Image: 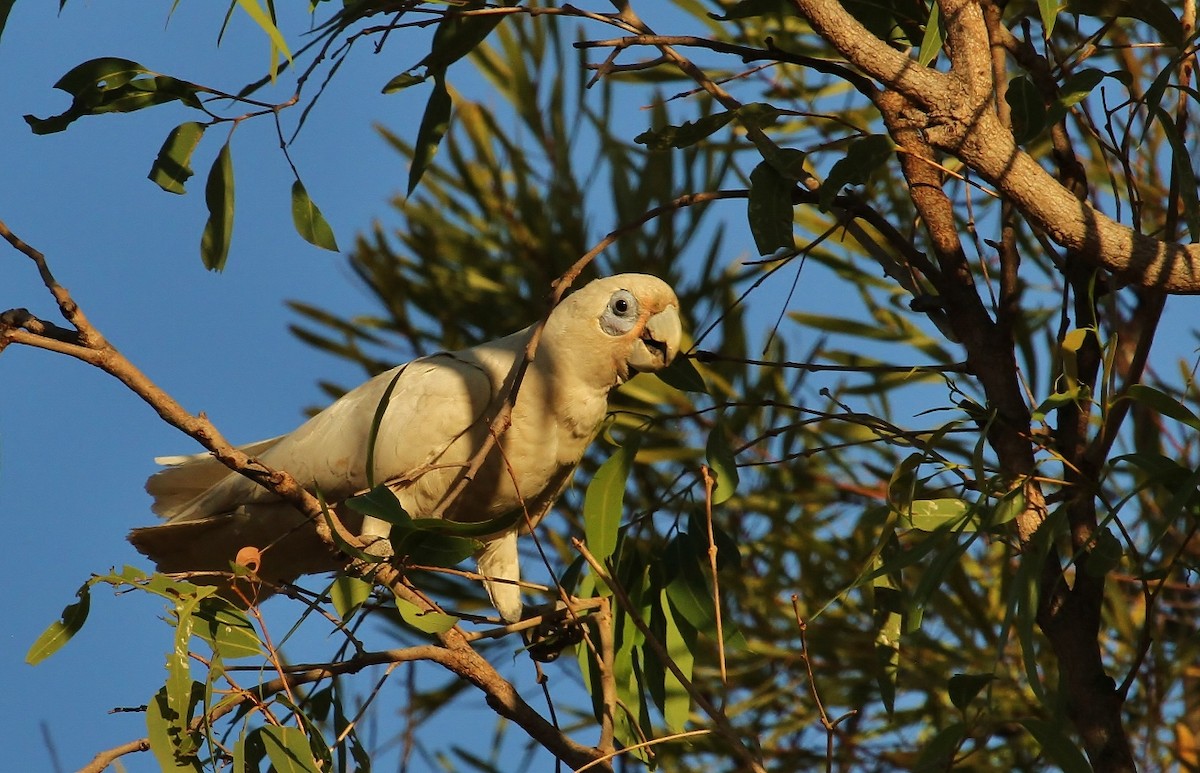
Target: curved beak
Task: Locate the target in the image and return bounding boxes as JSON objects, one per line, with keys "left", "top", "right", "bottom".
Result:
{"left": 628, "top": 304, "right": 682, "bottom": 373}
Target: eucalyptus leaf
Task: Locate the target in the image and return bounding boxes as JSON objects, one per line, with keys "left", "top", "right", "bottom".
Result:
{"left": 200, "top": 141, "right": 235, "bottom": 271}
{"left": 291, "top": 180, "right": 339, "bottom": 251}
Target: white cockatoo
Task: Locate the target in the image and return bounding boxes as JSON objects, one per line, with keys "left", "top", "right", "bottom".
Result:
{"left": 129, "top": 274, "right": 681, "bottom": 622}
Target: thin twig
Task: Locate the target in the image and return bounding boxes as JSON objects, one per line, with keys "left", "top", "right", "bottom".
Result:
{"left": 699, "top": 466, "right": 727, "bottom": 684}
{"left": 573, "top": 729, "right": 714, "bottom": 772}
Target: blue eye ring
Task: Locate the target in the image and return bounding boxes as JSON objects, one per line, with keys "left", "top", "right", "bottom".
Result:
{"left": 599, "top": 289, "right": 639, "bottom": 335}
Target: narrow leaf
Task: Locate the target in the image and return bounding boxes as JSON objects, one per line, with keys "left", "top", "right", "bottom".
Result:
{"left": 382, "top": 72, "right": 426, "bottom": 93}
{"left": 260, "top": 726, "right": 321, "bottom": 773}
{"left": 392, "top": 529, "right": 482, "bottom": 568}
{"left": 1007, "top": 75, "right": 1046, "bottom": 145}
{"left": 1020, "top": 718, "right": 1092, "bottom": 773}
{"left": 291, "top": 180, "right": 339, "bottom": 251}
{"left": 149, "top": 121, "right": 206, "bottom": 194}
{"left": 200, "top": 141, "right": 234, "bottom": 271}
{"left": 705, "top": 418, "right": 740, "bottom": 505}
{"left": 331, "top": 576, "right": 372, "bottom": 621}
{"left": 417, "top": 1, "right": 516, "bottom": 73}
{"left": 234, "top": 0, "right": 293, "bottom": 81}
{"left": 395, "top": 596, "right": 458, "bottom": 634}
{"left": 635, "top": 110, "right": 735, "bottom": 150}
{"left": 407, "top": 72, "right": 453, "bottom": 196}
{"left": 1126, "top": 383, "right": 1200, "bottom": 432}
{"left": 584, "top": 438, "right": 642, "bottom": 566}
{"left": 747, "top": 160, "right": 795, "bottom": 255}
{"left": 819, "top": 134, "right": 894, "bottom": 211}
{"left": 917, "top": 1, "right": 942, "bottom": 67}
{"left": 656, "top": 355, "right": 709, "bottom": 393}
{"left": 194, "top": 600, "right": 262, "bottom": 659}
{"left": 26, "top": 582, "right": 91, "bottom": 664}
{"left": 147, "top": 687, "right": 203, "bottom": 772}
{"left": 660, "top": 589, "right": 695, "bottom": 732}
{"left": 948, "top": 673, "right": 996, "bottom": 711}
{"left": 0, "top": 0, "right": 16, "bottom": 45}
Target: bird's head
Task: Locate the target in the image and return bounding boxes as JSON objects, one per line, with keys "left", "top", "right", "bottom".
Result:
{"left": 547, "top": 273, "right": 682, "bottom": 388}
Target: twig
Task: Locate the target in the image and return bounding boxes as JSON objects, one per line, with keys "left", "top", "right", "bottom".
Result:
{"left": 595, "top": 598, "right": 618, "bottom": 754}
{"left": 699, "top": 466, "right": 727, "bottom": 684}
{"left": 792, "top": 597, "right": 857, "bottom": 771}
{"left": 573, "top": 728, "right": 714, "bottom": 772}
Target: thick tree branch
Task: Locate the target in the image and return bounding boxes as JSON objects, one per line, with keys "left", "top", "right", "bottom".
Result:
{"left": 790, "top": 0, "right": 1200, "bottom": 293}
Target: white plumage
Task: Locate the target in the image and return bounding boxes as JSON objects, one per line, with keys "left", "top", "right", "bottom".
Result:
{"left": 129, "top": 274, "right": 681, "bottom": 621}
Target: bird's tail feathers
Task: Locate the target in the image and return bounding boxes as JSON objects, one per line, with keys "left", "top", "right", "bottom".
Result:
{"left": 145, "top": 436, "right": 285, "bottom": 520}
{"left": 128, "top": 503, "right": 353, "bottom": 605}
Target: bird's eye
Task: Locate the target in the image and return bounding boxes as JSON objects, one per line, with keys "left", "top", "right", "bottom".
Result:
{"left": 599, "top": 290, "right": 639, "bottom": 335}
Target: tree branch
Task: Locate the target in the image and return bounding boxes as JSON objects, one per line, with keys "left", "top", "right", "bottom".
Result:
{"left": 789, "top": 0, "right": 1200, "bottom": 293}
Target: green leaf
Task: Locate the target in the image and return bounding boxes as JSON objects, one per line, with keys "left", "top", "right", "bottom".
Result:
{"left": 395, "top": 596, "right": 458, "bottom": 634}
{"left": 291, "top": 180, "right": 340, "bottom": 251}
{"left": 902, "top": 498, "right": 971, "bottom": 531}
{"left": 1066, "top": 0, "right": 1182, "bottom": 45}
{"left": 1084, "top": 527, "right": 1123, "bottom": 577}
{"left": 705, "top": 418, "right": 740, "bottom": 505}
{"left": 1007, "top": 75, "right": 1046, "bottom": 145}
{"left": 331, "top": 575, "right": 372, "bottom": 621}
{"left": 916, "top": 1, "right": 943, "bottom": 67}
{"left": 947, "top": 672, "right": 996, "bottom": 711}
{"left": 24, "top": 57, "right": 150, "bottom": 134}
{"left": 913, "top": 722, "right": 966, "bottom": 772}
{"left": 656, "top": 355, "right": 709, "bottom": 393}
{"left": 235, "top": 0, "right": 292, "bottom": 80}
{"left": 1126, "top": 383, "right": 1200, "bottom": 432}
{"left": 1150, "top": 104, "right": 1200, "bottom": 240}
{"left": 365, "top": 367, "right": 407, "bottom": 490}
{"left": 346, "top": 484, "right": 412, "bottom": 526}
{"left": 584, "top": 437, "right": 642, "bottom": 566}
{"left": 193, "top": 600, "right": 262, "bottom": 659}
{"left": 417, "top": 1, "right": 516, "bottom": 73}
{"left": 26, "top": 581, "right": 91, "bottom": 665}
{"left": 1058, "top": 68, "right": 1107, "bottom": 109}
{"left": 635, "top": 110, "right": 736, "bottom": 150}
{"left": 53, "top": 56, "right": 149, "bottom": 96}
{"left": 1020, "top": 718, "right": 1093, "bottom": 773}
{"left": 200, "top": 141, "right": 235, "bottom": 271}
{"left": 747, "top": 160, "right": 795, "bottom": 255}
{"left": 149, "top": 121, "right": 206, "bottom": 194}
{"left": 166, "top": 595, "right": 200, "bottom": 743}
{"left": 708, "top": 0, "right": 791, "bottom": 21}
{"left": 819, "top": 134, "right": 894, "bottom": 211}
{"left": 260, "top": 726, "right": 321, "bottom": 773}
{"left": 0, "top": 0, "right": 14, "bottom": 45}
{"left": 659, "top": 589, "right": 696, "bottom": 732}
{"left": 1039, "top": 0, "right": 1066, "bottom": 35}
{"left": 407, "top": 72, "right": 453, "bottom": 197}
{"left": 382, "top": 72, "right": 426, "bottom": 93}
{"left": 147, "top": 687, "right": 204, "bottom": 772}
{"left": 392, "top": 529, "right": 482, "bottom": 568}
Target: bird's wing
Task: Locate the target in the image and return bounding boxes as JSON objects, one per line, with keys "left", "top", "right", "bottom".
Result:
{"left": 146, "top": 347, "right": 517, "bottom": 522}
